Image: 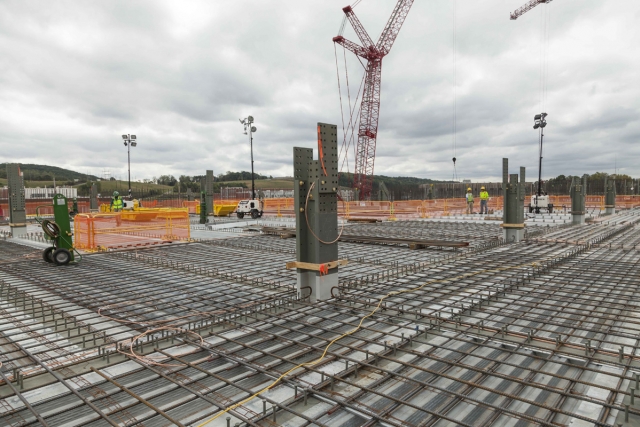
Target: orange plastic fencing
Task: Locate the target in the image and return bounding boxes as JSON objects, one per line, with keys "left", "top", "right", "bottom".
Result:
{"left": 74, "top": 209, "right": 190, "bottom": 251}
{"left": 128, "top": 194, "right": 640, "bottom": 222}
{"left": 183, "top": 201, "right": 198, "bottom": 214}
{"left": 0, "top": 199, "right": 113, "bottom": 216}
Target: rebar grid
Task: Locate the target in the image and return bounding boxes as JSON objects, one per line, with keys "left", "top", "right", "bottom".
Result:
{"left": 2, "top": 212, "right": 640, "bottom": 426}
{"left": 0, "top": 241, "right": 41, "bottom": 265}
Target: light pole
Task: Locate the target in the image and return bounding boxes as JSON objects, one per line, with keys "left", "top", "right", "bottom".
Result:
{"left": 239, "top": 117, "right": 257, "bottom": 199}
{"left": 533, "top": 113, "right": 547, "bottom": 197}
{"left": 121, "top": 134, "right": 137, "bottom": 198}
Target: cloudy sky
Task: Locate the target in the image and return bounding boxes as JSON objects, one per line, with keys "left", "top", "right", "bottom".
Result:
{"left": 0, "top": 0, "right": 638, "bottom": 182}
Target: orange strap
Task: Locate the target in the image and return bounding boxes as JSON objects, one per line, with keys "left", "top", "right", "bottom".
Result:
{"left": 319, "top": 263, "right": 329, "bottom": 276}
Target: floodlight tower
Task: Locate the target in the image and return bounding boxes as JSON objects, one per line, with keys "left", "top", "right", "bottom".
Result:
{"left": 239, "top": 117, "right": 257, "bottom": 199}
{"left": 532, "top": 113, "right": 547, "bottom": 197}
{"left": 122, "top": 134, "right": 137, "bottom": 198}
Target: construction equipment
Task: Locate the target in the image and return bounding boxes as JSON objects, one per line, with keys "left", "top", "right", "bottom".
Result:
{"left": 236, "top": 117, "right": 262, "bottom": 218}
{"left": 333, "top": 0, "right": 414, "bottom": 200}
{"left": 529, "top": 113, "right": 553, "bottom": 213}
{"left": 122, "top": 199, "right": 140, "bottom": 210}
{"left": 510, "top": 0, "right": 553, "bottom": 20}
{"left": 40, "top": 194, "right": 78, "bottom": 265}
{"left": 235, "top": 199, "right": 263, "bottom": 219}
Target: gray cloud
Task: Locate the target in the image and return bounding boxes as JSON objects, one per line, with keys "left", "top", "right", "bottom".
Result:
{"left": 0, "top": 0, "right": 638, "bottom": 183}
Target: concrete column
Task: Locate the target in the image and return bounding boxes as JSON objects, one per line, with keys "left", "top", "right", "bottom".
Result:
{"left": 294, "top": 123, "right": 340, "bottom": 302}
{"left": 90, "top": 183, "right": 99, "bottom": 210}
{"left": 501, "top": 158, "right": 525, "bottom": 242}
{"left": 604, "top": 175, "right": 615, "bottom": 215}
{"left": 198, "top": 170, "right": 215, "bottom": 224}
{"left": 6, "top": 164, "right": 27, "bottom": 237}
{"left": 570, "top": 175, "right": 587, "bottom": 225}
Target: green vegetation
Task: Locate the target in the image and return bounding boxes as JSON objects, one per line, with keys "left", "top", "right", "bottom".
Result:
{"left": 545, "top": 172, "right": 638, "bottom": 195}
{"left": 338, "top": 172, "right": 439, "bottom": 200}
{"left": 77, "top": 180, "right": 174, "bottom": 197}
{"left": 0, "top": 163, "right": 98, "bottom": 182}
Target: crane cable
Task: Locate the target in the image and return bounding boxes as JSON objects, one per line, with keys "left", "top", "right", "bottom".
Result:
{"left": 537, "top": 5, "right": 551, "bottom": 188}
{"left": 334, "top": 43, "right": 349, "bottom": 175}
{"left": 194, "top": 260, "right": 542, "bottom": 426}
{"left": 451, "top": 0, "right": 458, "bottom": 182}
{"left": 334, "top": 43, "right": 366, "bottom": 177}
{"left": 539, "top": 4, "right": 551, "bottom": 114}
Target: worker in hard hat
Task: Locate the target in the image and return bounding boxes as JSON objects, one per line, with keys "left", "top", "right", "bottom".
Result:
{"left": 466, "top": 187, "right": 474, "bottom": 214}
{"left": 110, "top": 191, "right": 123, "bottom": 212}
{"left": 480, "top": 186, "right": 489, "bottom": 214}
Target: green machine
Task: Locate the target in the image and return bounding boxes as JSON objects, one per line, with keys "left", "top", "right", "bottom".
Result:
{"left": 39, "top": 194, "right": 78, "bottom": 266}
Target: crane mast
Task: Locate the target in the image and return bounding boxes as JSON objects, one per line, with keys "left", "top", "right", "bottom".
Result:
{"left": 333, "top": 0, "right": 414, "bottom": 200}
{"left": 510, "top": 0, "right": 553, "bottom": 20}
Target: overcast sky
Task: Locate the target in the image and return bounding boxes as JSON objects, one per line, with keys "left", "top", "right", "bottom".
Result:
{"left": 1, "top": 0, "right": 638, "bottom": 182}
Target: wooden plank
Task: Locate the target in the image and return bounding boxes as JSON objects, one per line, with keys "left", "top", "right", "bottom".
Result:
{"left": 285, "top": 259, "right": 348, "bottom": 271}
{"left": 347, "top": 218, "right": 380, "bottom": 223}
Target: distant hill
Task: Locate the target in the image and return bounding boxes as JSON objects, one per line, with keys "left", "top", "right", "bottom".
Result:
{"left": 0, "top": 163, "right": 99, "bottom": 182}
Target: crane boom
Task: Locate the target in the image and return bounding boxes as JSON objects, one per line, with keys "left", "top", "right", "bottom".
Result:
{"left": 377, "top": 0, "right": 414, "bottom": 54}
{"left": 510, "top": 0, "right": 553, "bottom": 20}
{"left": 334, "top": 0, "right": 414, "bottom": 200}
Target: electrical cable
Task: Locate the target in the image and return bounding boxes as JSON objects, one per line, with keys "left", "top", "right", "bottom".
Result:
{"left": 304, "top": 182, "right": 344, "bottom": 245}
{"left": 41, "top": 220, "right": 60, "bottom": 239}
{"left": 194, "top": 261, "right": 541, "bottom": 426}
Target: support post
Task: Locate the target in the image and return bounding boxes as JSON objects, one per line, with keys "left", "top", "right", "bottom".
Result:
{"left": 501, "top": 158, "right": 525, "bottom": 242}
{"left": 604, "top": 175, "right": 615, "bottom": 215}
{"left": 294, "top": 123, "right": 339, "bottom": 302}
{"left": 200, "top": 170, "right": 214, "bottom": 222}
{"left": 90, "top": 183, "right": 99, "bottom": 211}
{"left": 570, "top": 175, "right": 587, "bottom": 225}
{"left": 6, "top": 164, "right": 27, "bottom": 237}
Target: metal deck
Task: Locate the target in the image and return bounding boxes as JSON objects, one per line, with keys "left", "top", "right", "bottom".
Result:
{"left": 2, "top": 211, "right": 640, "bottom": 426}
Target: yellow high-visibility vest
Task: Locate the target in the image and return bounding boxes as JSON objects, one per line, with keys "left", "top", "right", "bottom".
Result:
{"left": 466, "top": 193, "right": 474, "bottom": 202}
{"left": 112, "top": 197, "right": 123, "bottom": 210}
{"left": 480, "top": 191, "right": 489, "bottom": 200}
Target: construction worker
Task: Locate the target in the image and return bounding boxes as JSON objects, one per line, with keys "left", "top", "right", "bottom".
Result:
{"left": 480, "top": 186, "right": 489, "bottom": 214}
{"left": 110, "top": 191, "right": 123, "bottom": 212}
{"left": 466, "top": 187, "right": 474, "bottom": 214}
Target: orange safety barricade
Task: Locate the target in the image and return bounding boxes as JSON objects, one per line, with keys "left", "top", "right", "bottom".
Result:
{"left": 183, "top": 200, "right": 198, "bottom": 214}
{"left": 74, "top": 209, "right": 190, "bottom": 251}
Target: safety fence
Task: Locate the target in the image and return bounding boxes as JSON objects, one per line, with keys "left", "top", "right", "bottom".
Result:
{"left": 74, "top": 209, "right": 190, "bottom": 251}
{"left": 101, "top": 195, "right": 640, "bottom": 222}
{"left": 0, "top": 198, "right": 113, "bottom": 217}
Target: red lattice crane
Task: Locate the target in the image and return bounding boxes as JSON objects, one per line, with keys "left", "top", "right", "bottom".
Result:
{"left": 510, "top": 0, "right": 553, "bottom": 20}
{"left": 333, "top": 0, "right": 414, "bottom": 200}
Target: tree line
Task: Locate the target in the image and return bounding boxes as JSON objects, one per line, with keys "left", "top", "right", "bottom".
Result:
{"left": 154, "top": 171, "right": 273, "bottom": 193}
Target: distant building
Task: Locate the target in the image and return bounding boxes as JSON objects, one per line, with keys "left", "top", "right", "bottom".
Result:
{"left": 25, "top": 187, "right": 77, "bottom": 199}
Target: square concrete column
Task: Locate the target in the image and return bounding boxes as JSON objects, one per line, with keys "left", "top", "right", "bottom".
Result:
{"left": 294, "top": 123, "right": 340, "bottom": 303}
{"left": 6, "top": 164, "right": 27, "bottom": 237}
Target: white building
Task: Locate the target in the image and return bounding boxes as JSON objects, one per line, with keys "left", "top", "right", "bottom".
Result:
{"left": 25, "top": 187, "right": 77, "bottom": 199}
